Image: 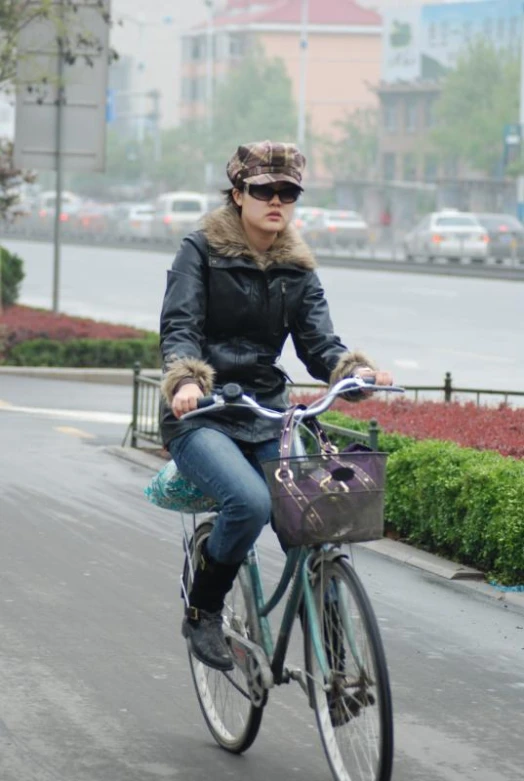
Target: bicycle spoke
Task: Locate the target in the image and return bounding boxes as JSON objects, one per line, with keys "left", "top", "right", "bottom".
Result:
{"left": 182, "top": 523, "right": 265, "bottom": 754}
{"left": 304, "top": 556, "right": 393, "bottom": 781}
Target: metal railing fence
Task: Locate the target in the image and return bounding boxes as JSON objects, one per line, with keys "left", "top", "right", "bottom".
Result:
{"left": 126, "top": 365, "right": 524, "bottom": 450}
{"left": 126, "top": 363, "right": 380, "bottom": 450}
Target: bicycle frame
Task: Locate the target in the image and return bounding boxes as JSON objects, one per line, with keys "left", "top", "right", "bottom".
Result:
{"left": 244, "top": 542, "right": 336, "bottom": 688}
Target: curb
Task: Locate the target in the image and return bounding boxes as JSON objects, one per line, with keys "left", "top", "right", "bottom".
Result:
{"left": 0, "top": 366, "right": 161, "bottom": 386}
{"left": 359, "top": 538, "right": 483, "bottom": 581}
{"left": 107, "top": 445, "right": 524, "bottom": 613}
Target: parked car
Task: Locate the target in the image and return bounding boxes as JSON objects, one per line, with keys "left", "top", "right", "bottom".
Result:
{"left": 473, "top": 212, "right": 524, "bottom": 263}
{"left": 317, "top": 210, "right": 369, "bottom": 250}
{"left": 293, "top": 206, "right": 326, "bottom": 246}
{"left": 117, "top": 203, "right": 155, "bottom": 238}
{"left": 35, "top": 190, "right": 82, "bottom": 228}
{"left": 151, "top": 191, "right": 220, "bottom": 239}
{"left": 73, "top": 201, "right": 112, "bottom": 234}
{"left": 403, "top": 209, "right": 489, "bottom": 262}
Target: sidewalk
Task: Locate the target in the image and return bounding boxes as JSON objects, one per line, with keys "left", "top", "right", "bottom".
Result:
{"left": 107, "top": 444, "right": 524, "bottom": 614}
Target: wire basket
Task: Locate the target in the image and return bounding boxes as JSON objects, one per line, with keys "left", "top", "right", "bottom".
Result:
{"left": 261, "top": 451, "right": 387, "bottom": 548}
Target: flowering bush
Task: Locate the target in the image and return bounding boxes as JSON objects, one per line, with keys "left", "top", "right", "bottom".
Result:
{"left": 292, "top": 393, "right": 524, "bottom": 459}
{"left": 0, "top": 305, "right": 152, "bottom": 357}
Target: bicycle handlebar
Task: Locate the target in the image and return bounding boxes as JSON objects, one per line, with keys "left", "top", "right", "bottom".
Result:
{"left": 181, "top": 376, "right": 404, "bottom": 422}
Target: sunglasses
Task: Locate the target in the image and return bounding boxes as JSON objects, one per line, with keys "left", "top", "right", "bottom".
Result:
{"left": 245, "top": 183, "right": 302, "bottom": 204}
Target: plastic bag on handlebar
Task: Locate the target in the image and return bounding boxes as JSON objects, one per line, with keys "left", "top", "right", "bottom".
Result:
{"left": 144, "top": 460, "right": 216, "bottom": 513}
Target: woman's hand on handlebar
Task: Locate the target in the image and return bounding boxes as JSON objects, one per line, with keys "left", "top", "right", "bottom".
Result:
{"left": 172, "top": 383, "right": 203, "bottom": 419}
{"left": 356, "top": 367, "right": 394, "bottom": 396}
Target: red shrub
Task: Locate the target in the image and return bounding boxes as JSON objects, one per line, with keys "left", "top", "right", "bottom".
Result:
{"left": 0, "top": 305, "right": 149, "bottom": 354}
{"left": 291, "top": 393, "right": 524, "bottom": 459}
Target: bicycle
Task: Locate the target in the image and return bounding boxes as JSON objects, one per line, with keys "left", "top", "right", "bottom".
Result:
{"left": 179, "top": 376, "right": 403, "bottom": 781}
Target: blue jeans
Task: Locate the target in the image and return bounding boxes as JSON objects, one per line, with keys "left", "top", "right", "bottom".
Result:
{"left": 168, "top": 428, "right": 280, "bottom": 565}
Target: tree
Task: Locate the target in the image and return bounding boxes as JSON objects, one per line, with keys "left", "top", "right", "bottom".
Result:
{"left": 207, "top": 52, "right": 298, "bottom": 175}
{"left": 322, "top": 108, "right": 379, "bottom": 181}
{"left": 0, "top": 245, "right": 24, "bottom": 310}
{"left": 431, "top": 40, "right": 519, "bottom": 177}
{"left": 152, "top": 120, "right": 208, "bottom": 192}
{"left": 0, "top": 139, "right": 35, "bottom": 216}
{"left": 65, "top": 50, "right": 297, "bottom": 196}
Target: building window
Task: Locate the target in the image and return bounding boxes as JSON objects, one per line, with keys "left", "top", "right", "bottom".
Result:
{"left": 405, "top": 97, "right": 418, "bottom": 133}
{"left": 443, "top": 157, "right": 458, "bottom": 179}
{"left": 229, "top": 34, "right": 245, "bottom": 58}
{"left": 403, "top": 154, "right": 417, "bottom": 181}
{"left": 191, "top": 37, "right": 204, "bottom": 61}
{"left": 182, "top": 77, "right": 206, "bottom": 103}
{"left": 383, "top": 153, "right": 396, "bottom": 181}
{"left": 424, "top": 96, "right": 436, "bottom": 128}
{"left": 424, "top": 155, "right": 438, "bottom": 182}
{"left": 383, "top": 97, "right": 397, "bottom": 133}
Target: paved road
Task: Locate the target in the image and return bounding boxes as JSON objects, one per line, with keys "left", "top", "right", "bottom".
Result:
{"left": 1, "top": 378, "right": 524, "bottom": 780}
{"left": 3, "top": 239, "right": 524, "bottom": 393}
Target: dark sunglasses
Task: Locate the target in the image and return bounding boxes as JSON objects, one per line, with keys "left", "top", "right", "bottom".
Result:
{"left": 245, "top": 183, "right": 302, "bottom": 204}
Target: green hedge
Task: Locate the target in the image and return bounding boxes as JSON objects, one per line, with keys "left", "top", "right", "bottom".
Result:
{"left": 6, "top": 336, "right": 161, "bottom": 368}
{"left": 0, "top": 246, "right": 24, "bottom": 307}
{"left": 320, "top": 411, "right": 524, "bottom": 585}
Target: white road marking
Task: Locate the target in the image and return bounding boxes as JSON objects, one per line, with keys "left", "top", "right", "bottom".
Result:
{"left": 0, "top": 401, "right": 131, "bottom": 424}
{"left": 434, "top": 348, "right": 515, "bottom": 364}
{"left": 402, "top": 286, "right": 459, "bottom": 298}
{"left": 54, "top": 426, "right": 96, "bottom": 439}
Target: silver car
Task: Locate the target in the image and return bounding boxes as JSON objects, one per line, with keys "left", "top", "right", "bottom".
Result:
{"left": 404, "top": 210, "right": 489, "bottom": 262}
{"left": 318, "top": 210, "right": 369, "bottom": 250}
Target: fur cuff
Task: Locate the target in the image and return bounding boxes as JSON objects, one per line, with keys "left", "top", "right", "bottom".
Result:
{"left": 329, "top": 351, "right": 377, "bottom": 387}
{"left": 161, "top": 356, "right": 215, "bottom": 402}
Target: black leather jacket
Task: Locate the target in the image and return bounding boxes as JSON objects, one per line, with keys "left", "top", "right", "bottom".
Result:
{"left": 159, "top": 207, "right": 356, "bottom": 446}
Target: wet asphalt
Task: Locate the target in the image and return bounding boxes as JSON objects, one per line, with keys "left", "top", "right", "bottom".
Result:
{"left": 1, "top": 377, "right": 524, "bottom": 781}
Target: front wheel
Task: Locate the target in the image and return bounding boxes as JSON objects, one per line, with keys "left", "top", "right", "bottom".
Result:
{"left": 181, "top": 521, "right": 265, "bottom": 753}
{"left": 304, "top": 556, "right": 393, "bottom": 781}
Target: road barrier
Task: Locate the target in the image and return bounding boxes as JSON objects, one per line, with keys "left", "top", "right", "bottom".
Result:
{"left": 3, "top": 221, "right": 524, "bottom": 280}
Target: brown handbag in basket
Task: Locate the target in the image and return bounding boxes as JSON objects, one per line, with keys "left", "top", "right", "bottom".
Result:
{"left": 261, "top": 405, "right": 387, "bottom": 547}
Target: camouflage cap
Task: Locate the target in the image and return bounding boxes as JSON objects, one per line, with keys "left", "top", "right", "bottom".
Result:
{"left": 226, "top": 140, "right": 306, "bottom": 188}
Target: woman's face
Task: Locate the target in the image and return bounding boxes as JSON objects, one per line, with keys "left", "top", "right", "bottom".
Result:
{"left": 233, "top": 182, "right": 301, "bottom": 235}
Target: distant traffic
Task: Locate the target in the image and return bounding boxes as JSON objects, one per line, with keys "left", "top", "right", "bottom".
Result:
{"left": 3, "top": 191, "right": 524, "bottom": 267}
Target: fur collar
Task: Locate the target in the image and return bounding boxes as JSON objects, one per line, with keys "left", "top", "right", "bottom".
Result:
{"left": 201, "top": 205, "right": 316, "bottom": 271}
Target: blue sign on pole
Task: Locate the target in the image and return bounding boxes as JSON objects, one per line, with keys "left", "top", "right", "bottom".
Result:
{"left": 106, "top": 88, "right": 116, "bottom": 123}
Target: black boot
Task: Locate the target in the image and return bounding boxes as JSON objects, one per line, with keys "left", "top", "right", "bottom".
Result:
{"left": 182, "top": 542, "right": 241, "bottom": 671}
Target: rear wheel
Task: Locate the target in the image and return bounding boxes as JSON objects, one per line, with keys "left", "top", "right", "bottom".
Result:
{"left": 182, "top": 522, "right": 265, "bottom": 753}
{"left": 304, "top": 556, "right": 393, "bottom": 781}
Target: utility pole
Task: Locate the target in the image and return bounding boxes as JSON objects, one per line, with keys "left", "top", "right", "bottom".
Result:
{"left": 518, "top": 10, "right": 524, "bottom": 222}
{"left": 205, "top": 0, "right": 215, "bottom": 191}
{"left": 52, "top": 0, "right": 65, "bottom": 314}
{"left": 297, "top": 0, "right": 309, "bottom": 151}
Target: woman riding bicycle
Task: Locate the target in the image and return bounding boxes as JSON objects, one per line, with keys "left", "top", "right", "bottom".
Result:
{"left": 159, "top": 140, "right": 393, "bottom": 672}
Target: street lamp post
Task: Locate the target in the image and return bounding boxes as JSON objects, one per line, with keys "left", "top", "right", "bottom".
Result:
{"left": 297, "top": 0, "right": 309, "bottom": 150}
{"left": 204, "top": 0, "right": 215, "bottom": 190}
{"left": 119, "top": 13, "right": 175, "bottom": 146}
{"left": 518, "top": 10, "right": 524, "bottom": 221}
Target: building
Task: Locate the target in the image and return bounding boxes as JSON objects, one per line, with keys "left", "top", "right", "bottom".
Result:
{"left": 110, "top": 0, "right": 209, "bottom": 130}
{"left": 377, "top": 80, "right": 443, "bottom": 184}
{"left": 180, "top": 0, "right": 383, "bottom": 179}
{"left": 377, "top": 0, "right": 522, "bottom": 185}
{"left": 361, "top": 0, "right": 524, "bottom": 225}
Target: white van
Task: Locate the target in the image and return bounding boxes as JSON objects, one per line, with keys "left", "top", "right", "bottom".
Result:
{"left": 152, "top": 191, "right": 221, "bottom": 238}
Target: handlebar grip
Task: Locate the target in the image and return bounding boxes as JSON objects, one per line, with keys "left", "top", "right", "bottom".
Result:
{"left": 196, "top": 395, "right": 215, "bottom": 409}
